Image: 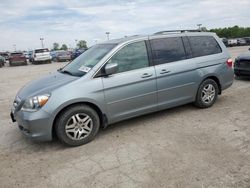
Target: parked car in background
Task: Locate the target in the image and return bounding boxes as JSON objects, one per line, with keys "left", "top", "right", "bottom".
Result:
{"left": 0, "top": 52, "right": 9, "bottom": 60}
{"left": 243, "top": 37, "right": 250, "bottom": 45}
{"left": 10, "top": 31, "right": 234, "bottom": 146}
{"left": 228, "top": 39, "right": 238, "bottom": 47}
{"left": 71, "top": 48, "right": 87, "bottom": 60}
{"left": 9, "top": 52, "right": 27, "bottom": 66}
{"left": 28, "top": 51, "right": 34, "bottom": 62}
{"left": 237, "top": 38, "right": 247, "bottom": 46}
{"left": 0, "top": 55, "right": 6, "bottom": 67}
{"left": 51, "top": 50, "right": 71, "bottom": 62}
{"left": 221, "top": 38, "right": 228, "bottom": 47}
{"left": 234, "top": 52, "right": 250, "bottom": 77}
{"left": 32, "top": 48, "right": 52, "bottom": 64}
{"left": 55, "top": 51, "right": 71, "bottom": 62}
{"left": 23, "top": 52, "right": 29, "bottom": 59}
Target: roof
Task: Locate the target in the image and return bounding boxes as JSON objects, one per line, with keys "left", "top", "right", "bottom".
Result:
{"left": 102, "top": 31, "right": 216, "bottom": 45}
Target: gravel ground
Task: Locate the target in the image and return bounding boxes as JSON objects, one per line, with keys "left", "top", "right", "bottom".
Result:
{"left": 0, "top": 46, "right": 249, "bottom": 188}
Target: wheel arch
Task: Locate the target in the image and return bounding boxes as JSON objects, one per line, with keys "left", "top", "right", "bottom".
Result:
{"left": 52, "top": 101, "right": 107, "bottom": 139}
{"left": 200, "top": 75, "right": 222, "bottom": 95}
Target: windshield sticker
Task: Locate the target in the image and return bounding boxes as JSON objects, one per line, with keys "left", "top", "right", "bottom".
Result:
{"left": 78, "top": 66, "right": 91, "bottom": 73}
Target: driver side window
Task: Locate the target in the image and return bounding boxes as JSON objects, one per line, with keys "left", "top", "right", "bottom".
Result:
{"left": 107, "top": 41, "right": 149, "bottom": 73}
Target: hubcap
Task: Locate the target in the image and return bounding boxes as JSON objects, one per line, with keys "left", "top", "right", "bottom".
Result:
{"left": 201, "top": 84, "right": 215, "bottom": 104}
{"left": 65, "top": 113, "right": 93, "bottom": 141}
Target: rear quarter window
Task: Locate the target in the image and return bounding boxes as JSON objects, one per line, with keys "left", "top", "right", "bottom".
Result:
{"left": 188, "top": 36, "right": 222, "bottom": 58}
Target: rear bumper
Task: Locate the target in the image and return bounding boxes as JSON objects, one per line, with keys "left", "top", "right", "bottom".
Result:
{"left": 9, "top": 61, "right": 27, "bottom": 66}
{"left": 58, "top": 57, "right": 71, "bottom": 61}
{"left": 234, "top": 67, "right": 250, "bottom": 76}
{"left": 11, "top": 109, "right": 53, "bottom": 142}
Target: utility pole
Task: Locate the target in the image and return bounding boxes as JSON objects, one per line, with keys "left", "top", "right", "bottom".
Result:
{"left": 75, "top": 39, "right": 78, "bottom": 48}
{"left": 197, "top": 24, "right": 202, "bottom": 30}
{"left": 40, "top": 37, "right": 44, "bottom": 48}
{"left": 105, "top": 32, "right": 110, "bottom": 40}
{"left": 13, "top": 44, "right": 16, "bottom": 51}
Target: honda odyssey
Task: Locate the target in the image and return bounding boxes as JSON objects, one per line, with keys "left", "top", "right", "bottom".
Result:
{"left": 10, "top": 31, "right": 234, "bottom": 146}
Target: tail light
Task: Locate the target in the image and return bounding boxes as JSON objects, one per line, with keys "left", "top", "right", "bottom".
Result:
{"left": 227, "top": 59, "right": 233, "bottom": 68}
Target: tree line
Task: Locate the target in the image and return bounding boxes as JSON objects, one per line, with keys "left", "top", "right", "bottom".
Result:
{"left": 52, "top": 40, "right": 88, "bottom": 51}
{"left": 209, "top": 26, "right": 250, "bottom": 39}
{"left": 51, "top": 26, "right": 250, "bottom": 51}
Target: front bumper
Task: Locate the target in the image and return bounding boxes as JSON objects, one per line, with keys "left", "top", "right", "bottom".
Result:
{"left": 10, "top": 108, "right": 53, "bottom": 142}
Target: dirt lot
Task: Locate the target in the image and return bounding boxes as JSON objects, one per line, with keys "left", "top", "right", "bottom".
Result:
{"left": 0, "top": 46, "right": 250, "bottom": 188}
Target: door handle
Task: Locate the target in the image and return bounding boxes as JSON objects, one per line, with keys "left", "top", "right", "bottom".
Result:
{"left": 160, "top": 69, "right": 171, "bottom": 74}
{"left": 141, "top": 73, "right": 153, "bottom": 78}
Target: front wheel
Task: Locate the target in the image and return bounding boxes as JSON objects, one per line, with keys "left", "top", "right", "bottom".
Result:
{"left": 194, "top": 79, "right": 219, "bottom": 108}
{"left": 55, "top": 105, "right": 100, "bottom": 146}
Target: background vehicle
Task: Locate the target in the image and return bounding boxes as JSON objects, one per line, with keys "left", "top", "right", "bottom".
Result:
{"left": 71, "top": 48, "right": 87, "bottom": 60}
{"left": 228, "top": 39, "right": 238, "bottom": 46}
{"left": 9, "top": 52, "right": 27, "bottom": 66}
{"left": 243, "top": 37, "right": 250, "bottom": 45}
{"left": 0, "top": 52, "right": 9, "bottom": 60}
{"left": 28, "top": 51, "right": 34, "bottom": 62}
{"left": 32, "top": 48, "right": 52, "bottom": 64}
{"left": 237, "top": 38, "right": 247, "bottom": 46}
{"left": 221, "top": 38, "right": 228, "bottom": 47}
{"left": 11, "top": 31, "right": 233, "bottom": 146}
{"left": 234, "top": 52, "right": 250, "bottom": 77}
{"left": 23, "top": 52, "right": 29, "bottom": 59}
{"left": 52, "top": 50, "right": 71, "bottom": 62}
{"left": 0, "top": 55, "right": 5, "bottom": 67}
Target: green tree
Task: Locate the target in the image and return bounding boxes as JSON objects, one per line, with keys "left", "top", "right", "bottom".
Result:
{"left": 61, "top": 44, "right": 68, "bottom": 50}
{"left": 52, "top": 42, "right": 60, "bottom": 51}
{"left": 77, "top": 40, "right": 87, "bottom": 49}
{"left": 210, "top": 26, "right": 250, "bottom": 38}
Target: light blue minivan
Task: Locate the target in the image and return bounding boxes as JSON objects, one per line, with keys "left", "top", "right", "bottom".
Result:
{"left": 11, "top": 31, "right": 234, "bottom": 146}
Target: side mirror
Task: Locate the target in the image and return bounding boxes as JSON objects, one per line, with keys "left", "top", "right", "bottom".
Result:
{"left": 104, "top": 63, "right": 118, "bottom": 75}
{"left": 249, "top": 48, "right": 250, "bottom": 51}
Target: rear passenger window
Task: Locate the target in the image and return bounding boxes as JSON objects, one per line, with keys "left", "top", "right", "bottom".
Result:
{"left": 188, "top": 36, "right": 222, "bottom": 57}
{"left": 150, "top": 37, "right": 186, "bottom": 65}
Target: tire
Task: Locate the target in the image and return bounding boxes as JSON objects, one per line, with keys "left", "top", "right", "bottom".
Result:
{"left": 194, "top": 79, "right": 219, "bottom": 108}
{"left": 55, "top": 104, "right": 100, "bottom": 146}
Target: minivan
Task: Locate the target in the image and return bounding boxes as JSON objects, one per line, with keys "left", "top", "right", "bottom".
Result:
{"left": 10, "top": 31, "right": 234, "bottom": 146}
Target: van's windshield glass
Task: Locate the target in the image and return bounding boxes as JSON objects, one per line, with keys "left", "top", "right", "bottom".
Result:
{"left": 60, "top": 43, "right": 116, "bottom": 77}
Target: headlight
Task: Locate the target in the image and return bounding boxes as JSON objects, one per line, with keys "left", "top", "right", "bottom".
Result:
{"left": 21, "top": 94, "right": 50, "bottom": 112}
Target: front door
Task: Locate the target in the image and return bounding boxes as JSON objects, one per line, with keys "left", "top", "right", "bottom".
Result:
{"left": 102, "top": 41, "right": 157, "bottom": 123}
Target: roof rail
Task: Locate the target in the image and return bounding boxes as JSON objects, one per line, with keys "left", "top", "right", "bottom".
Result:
{"left": 154, "top": 30, "right": 201, "bottom": 35}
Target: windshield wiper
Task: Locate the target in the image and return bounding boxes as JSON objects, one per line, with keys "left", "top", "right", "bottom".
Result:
{"left": 57, "top": 69, "right": 74, "bottom": 76}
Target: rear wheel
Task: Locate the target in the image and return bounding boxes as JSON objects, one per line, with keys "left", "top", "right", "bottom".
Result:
{"left": 55, "top": 104, "right": 100, "bottom": 146}
{"left": 194, "top": 79, "right": 219, "bottom": 108}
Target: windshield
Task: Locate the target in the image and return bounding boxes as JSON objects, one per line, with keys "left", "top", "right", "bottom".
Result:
{"left": 61, "top": 43, "right": 116, "bottom": 77}
{"left": 35, "top": 48, "right": 49, "bottom": 53}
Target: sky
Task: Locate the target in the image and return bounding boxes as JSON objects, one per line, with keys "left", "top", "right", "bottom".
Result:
{"left": 0, "top": 0, "right": 249, "bottom": 51}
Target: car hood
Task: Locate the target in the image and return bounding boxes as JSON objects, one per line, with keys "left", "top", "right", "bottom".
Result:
{"left": 17, "top": 71, "right": 79, "bottom": 99}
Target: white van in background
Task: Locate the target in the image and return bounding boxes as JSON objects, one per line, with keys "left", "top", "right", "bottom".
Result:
{"left": 227, "top": 39, "right": 238, "bottom": 47}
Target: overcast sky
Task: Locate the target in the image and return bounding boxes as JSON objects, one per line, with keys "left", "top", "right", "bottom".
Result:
{"left": 0, "top": 0, "right": 249, "bottom": 51}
